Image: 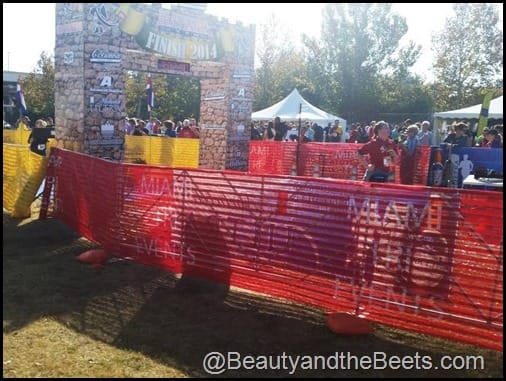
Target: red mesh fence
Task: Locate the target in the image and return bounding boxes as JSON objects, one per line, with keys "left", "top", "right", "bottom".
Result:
{"left": 249, "top": 141, "right": 298, "bottom": 175}
{"left": 42, "top": 148, "right": 503, "bottom": 350}
{"left": 249, "top": 141, "right": 431, "bottom": 185}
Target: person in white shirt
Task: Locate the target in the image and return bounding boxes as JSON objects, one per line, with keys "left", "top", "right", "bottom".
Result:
{"left": 417, "top": 121, "right": 433, "bottom": 145}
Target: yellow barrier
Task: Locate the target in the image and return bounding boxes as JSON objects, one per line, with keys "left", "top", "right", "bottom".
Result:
{"left": 124, "top": 136, "right": 199, "bottom": 167}
{"left": 3, "top": 128, "right": 32, "bottom": 145}
{"left": 3, "top": 135, "right": 196, "bottom": 217}
{"left": 3, "top": 143, "right": 50, "bottom": 217}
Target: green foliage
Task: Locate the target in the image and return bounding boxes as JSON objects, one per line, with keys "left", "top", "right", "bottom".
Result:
{"left": 310, "top": 3, "right": 423, "bottom": 122}
{"left": 160, "top": 75, "right": 200, "bottom": 122}
{"left": 255, "top": 4, "right": 428, "bottom": 124}
{"left": 253, "top": 15, "right": 309, "bottom": 111}
{"left": 432, "top": 3, "right": 503, "bottom": 110}
{"left": 125, "top": 72, "right": 200, "bottom": 122}
{"left": 20, "top": 51, "right": 55, "bottom": 121}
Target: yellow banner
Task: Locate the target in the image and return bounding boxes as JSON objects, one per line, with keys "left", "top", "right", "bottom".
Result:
{"left": 3, "top": 143, "right": 50, "bottom": 217}
{"left": 477, "top": 92, "right": 494, "bottom": 137}
{"left": 124, "top": 136, "right": 199, "bottom": 167}
{"left": 3, "top": 128, "right": 32, "bottom": 145}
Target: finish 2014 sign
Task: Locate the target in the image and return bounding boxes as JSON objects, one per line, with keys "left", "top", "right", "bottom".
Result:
{"left": 115, "top": 3, "right": 252, "bottom": 62}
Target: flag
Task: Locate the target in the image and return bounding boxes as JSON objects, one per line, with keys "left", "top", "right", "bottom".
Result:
{"left": 146, "top": 74, "right": 154, "bottom": 113}
{"left": 16, "top": 83, "right": 27, "bottom": 116}
{"left": 476, "top": 92, "right": 493, "bottom": 137}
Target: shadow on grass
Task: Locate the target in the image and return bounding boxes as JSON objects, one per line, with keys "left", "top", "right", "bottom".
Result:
{"left": 3, "top": 215, "right": 503, "bottom": 377}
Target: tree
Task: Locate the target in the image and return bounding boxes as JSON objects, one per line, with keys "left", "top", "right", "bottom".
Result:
{"left": 432, "top": 3, "right": 503, "bottom": 110}
{"left": 161, "top": 75, "right": 200, "bottom": 122}
{"left": 304, "top": 3, "right": 422, "bottom": 122}
{"left": 20, "top": 51, "right": 55, "bottom": 121}
{"left": 125, "top": 71, "right": 146, "bottom": 118}
{"left": 254, "top": 15, "right": 308, "bottom": 111}
{"left": 375, "top": 41, "right": 433, "bottom": 123}
{"left": 125, "top": 72, "right": 200, "bottom": 122}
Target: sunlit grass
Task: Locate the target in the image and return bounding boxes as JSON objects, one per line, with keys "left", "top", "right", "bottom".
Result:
{"left": 3, "top": 212, "right": 503, "bottom": 378}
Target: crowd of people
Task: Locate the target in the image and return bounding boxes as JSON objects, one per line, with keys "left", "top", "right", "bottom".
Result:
{"left": 123, "top": 116, "right": 200, "bottom": 139}
{"left": 250, "top": 118, "right": 344, "bottom": 142}
{"left": 250, "top": 116, "right": 503, "bottom": 184}
{"left": 10, "top": 113, "right": 504, "bottom": 182}
{"left": 251, "top": 116, "right": 504, "bottom": 149}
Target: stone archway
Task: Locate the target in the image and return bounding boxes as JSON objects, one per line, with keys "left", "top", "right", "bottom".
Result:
{"left": 55, "top": 3, "right": 255, "bottom": 170}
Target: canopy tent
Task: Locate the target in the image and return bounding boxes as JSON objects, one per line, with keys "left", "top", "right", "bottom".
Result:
{"left": 252, "top": 88, "right": 347, "bottom": 129}
{"left": 433, "top": 95, "right": 503, "bottom": 144}
{"left": 433, "top": 96, "right": 503, "bottom": 119}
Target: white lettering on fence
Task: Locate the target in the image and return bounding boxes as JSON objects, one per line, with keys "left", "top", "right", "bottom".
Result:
{"left": 140, "top": 174, "right": 173, "bottom": 196}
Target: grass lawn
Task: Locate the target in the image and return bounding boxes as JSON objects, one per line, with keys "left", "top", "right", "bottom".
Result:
{"left": 3, "top": 211, "right": 503, "bottom": 377}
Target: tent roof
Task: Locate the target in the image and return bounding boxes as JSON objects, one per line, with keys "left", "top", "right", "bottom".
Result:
{"left": 252, "top": 88, "right": 346, "bottom": 127}
{"left": 434, "top": 95, "right": 503, "bottom": 119}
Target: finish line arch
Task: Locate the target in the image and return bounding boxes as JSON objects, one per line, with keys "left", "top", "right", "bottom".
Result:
{"left": 55, "top": 3, "right": 255, "bottom": 170}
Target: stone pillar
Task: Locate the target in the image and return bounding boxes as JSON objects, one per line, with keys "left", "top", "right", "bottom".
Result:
{"left": 82, "top": 4, "right": 126, "bottom": 160}
{"left": 56, "top": 3, "right": 126, "bottom": 159}
{"left": 198, "top": 26, "right": 255, "bottom": 171}
{"left": 55, "top": 3, "right": 86, "bottom": 153}
{"left": 226, "top": 64, "right": 255, "bottom": 171}
{"left": 199, "top": 69, "right": 228, "bottom": 169}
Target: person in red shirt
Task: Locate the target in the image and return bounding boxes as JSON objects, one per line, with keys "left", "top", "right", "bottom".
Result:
{"left": 356, "top": 121, "right": 398, "bottom": 182}
{"left": 178, "top": 118, "right": 199, "bottom": 138}
{"left": 347, "top": 123, "right": 360, "bottom": 143}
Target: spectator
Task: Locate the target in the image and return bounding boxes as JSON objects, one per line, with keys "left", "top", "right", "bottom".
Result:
{"left": 417, "top": 121, "right": 433, "bottom": 146}
{"left": 45, "top": 116, "right": 54, "bottom": 128}
{"left": 334, "top": 119, "right": 343, "bottom": 142}
{"left": 178, "top": 119, "right": 199, "bottom": 138}
{"left": 367, "top": 121, "right": 376, "bottom": 141}
{"left": 263, "top": 121, "right": 275, "bottom": 141}
{"left": 399, "top": 125, "right": 420, "bottom": 185}
{"left": 304, "top": 123, "right": 315, "bottom": 142}
{"left": 132, "top": 122, "right": 147, "bottom": 136}
{"left": 313, "top": 122, "right": 324, "bottom": 142}
{"left": 273, "top": 116, "right": 287, "bottom": 141}
{"left": 124, "top": 118, "right": 135, "bottom": 135}
{"left": 28, "top": 119, "right": 49, "bottom": 156}
{"left": 17, "top": 115, "right": 31, "bottom": 130}
{"left": 284, "top": 123, "right": 299, "bottom": 141}
{"left": 444, "top": 122, "right": 469, "bottom": 147}
{"left": 250, "top": 122, "right": 262, "bottom": 140}
{"left": 475, "top": 127, "right": 489, "bottom": 147}
{"left": 484, "top": 129, "right": 503, "bottom": 148}
{"left": 164, "top": 120, "right": 177, "bottom": 137}
{"left": 347, "top": 124, "right": 360, "bottom": 143}
{"left": 358, "top": 124, "right": 369, "bottom": 143}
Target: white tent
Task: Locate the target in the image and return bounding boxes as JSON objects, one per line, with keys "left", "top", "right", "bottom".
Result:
{"left": 433, "top": 95, "right": 503, "bottom": 119}
{"left": 252, "top": 88, "right": 347, "bottom": 128}
{"left": 433, "top": 96, "right": 503, "bottom": 144}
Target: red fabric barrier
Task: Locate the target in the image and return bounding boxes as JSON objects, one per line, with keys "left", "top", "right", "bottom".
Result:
{"left": 249, "top": 141, "right": 297, "bottom": 175}
{"left": 43, "top": 148, "right": 503, "bottom": 350}
{"left": 249, "top": 141, "right": 431, "bottom": 185}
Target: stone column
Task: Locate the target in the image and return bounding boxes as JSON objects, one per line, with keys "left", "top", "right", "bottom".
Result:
{"left": 55, "top": 3, "right": 86, "bottom": 153}
{"left": 55, "top": 3, "right": 126, "bottom": 160}
{"left": 226, "top": 64, "right": 255, "bottom": 171}
{"left": 198, "top": 25, "right": 255, "bottom": 171}
{"left": 199, "top": 69, "right": 228, "bottom": 170}
{"left": 82, "top": 3, "right": 126, "bottom": 160}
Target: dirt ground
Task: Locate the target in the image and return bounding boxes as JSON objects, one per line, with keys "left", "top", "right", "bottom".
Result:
{"left": 3, "top": 211, "right": 503, "bottom": 377}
